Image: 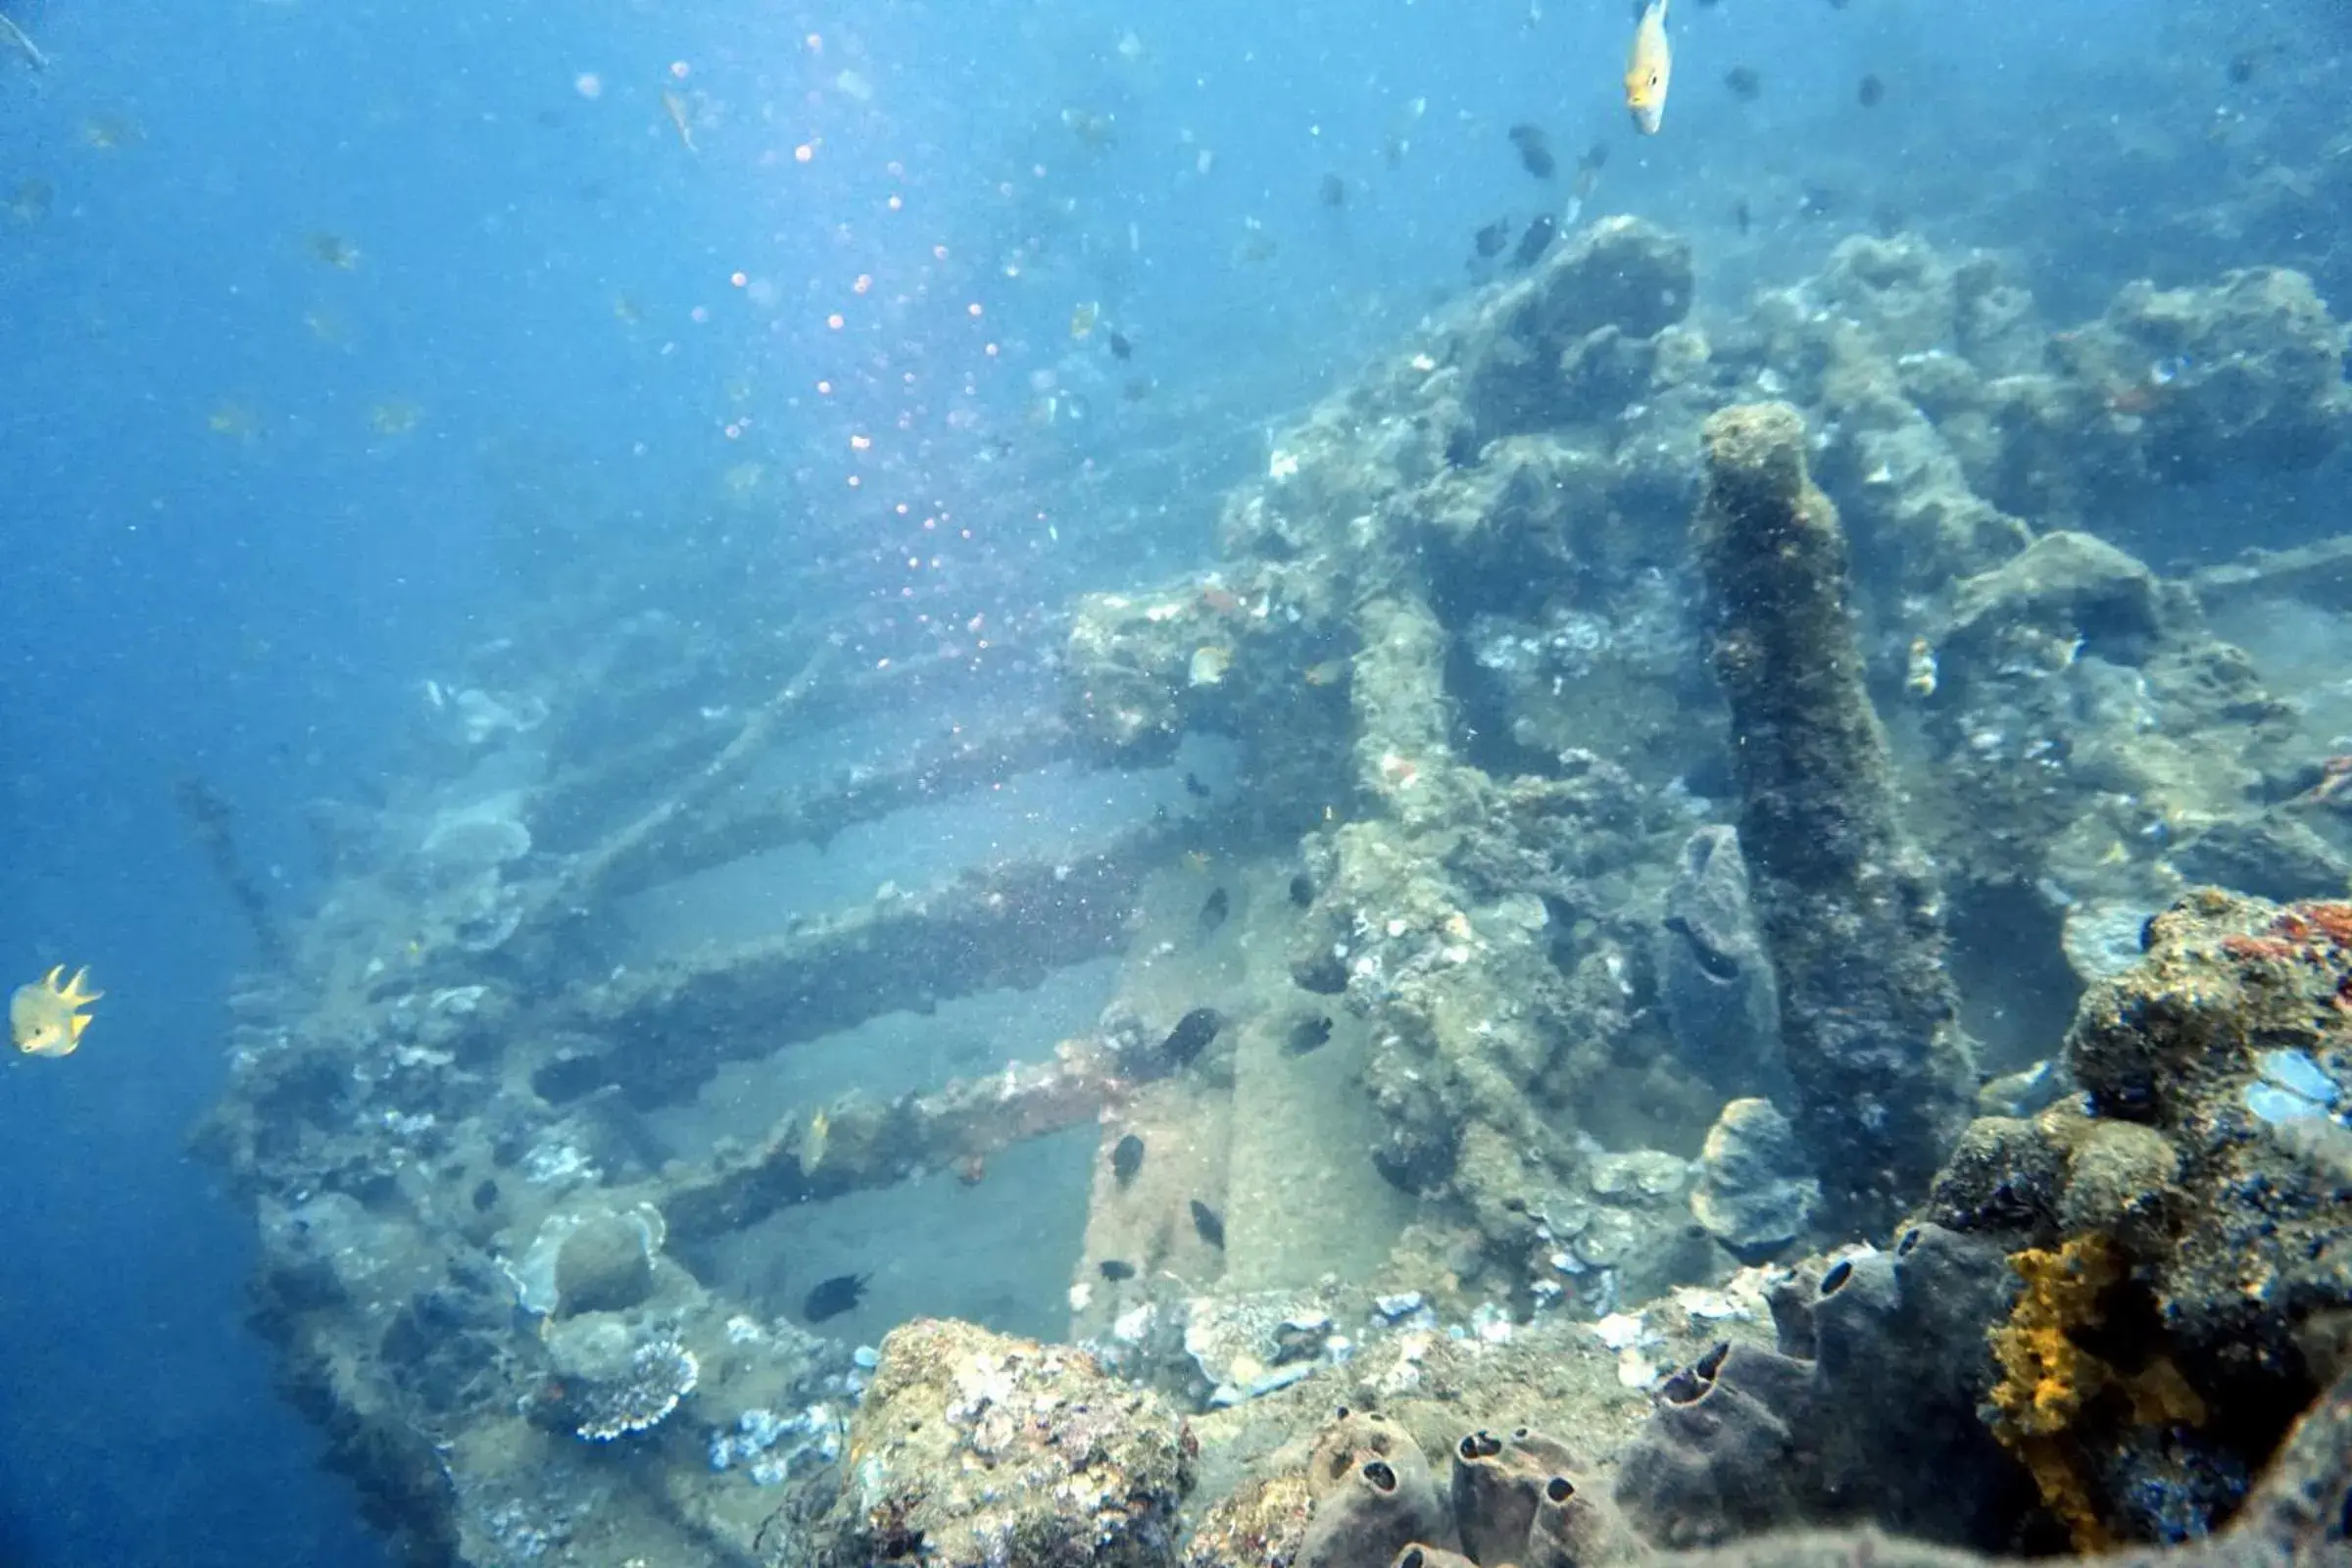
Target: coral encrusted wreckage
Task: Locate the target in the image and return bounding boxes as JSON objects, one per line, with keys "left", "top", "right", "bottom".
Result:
{"left": 198, "top": 215, "right": 2352, "bottom": 1567}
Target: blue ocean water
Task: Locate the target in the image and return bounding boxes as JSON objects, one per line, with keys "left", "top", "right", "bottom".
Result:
{"left": 0, "top": 0, "right": 2343, "bottom": 1562}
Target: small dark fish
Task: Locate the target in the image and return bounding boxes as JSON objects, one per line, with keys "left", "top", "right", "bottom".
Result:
{"left": 1183, "top": 771, "right": 1212, "bottom": 799}
{"left": 1100, "top": 1258, "right": 1138, "bottom": 1282}
{"left": 1161, "top": 1006, "right": 1225, "bottom": 1065}
{"left": 1723, "top": 66, "right": 1762, "bottom": 101}
{"left": 804, "top": 1272, "right": 870, "bottom": 1323}
{"left": 1107, "top": 329, "right": 1134, "bottom": 361}
{"left": 1857, "top": 74, "right": 1885, "bottom": 108}
{"left": 1113, "top": 1133, "right": 1146, "bottom": 1184}
{"left": 1190, "top": 1199, "right": 1227, "bottom": 1249}
{"left": 1827, "top": 0, "right": 1850, "bottom": 9}
{"left": 1472, "top": 218, "right": 1510, "bottom": 259}
{"left": 1285, "top": 1013, "right": 1335, "bottom": 1056}
{"left": 2227, "top": 50, "right": 2261, "bottom": 85}
{"left": 1289, "top": 872, "right": 1316, "bottom": 907}
{"left": 1511, "top": 215, "right": 1556, "bottom": 269}
{"left": 1198, "top": 887, "right": 1231, "bottom": 937}
{"left": 470, "top": 1178, "right": 500, "bottom": 1212}
{"left": 1507, "top": 123, "right": 1555, "bottom": 179}
{"left": 1734, "top": 197, "right": 1753, "bottom": 236}
{"left": 1568, "top": 142, "right": 1611, "bottom": 207}
{"left": 1121, "top": 375, "right": 1155, "bottom": 402}
{"left": 1319, "top": 172, "right": 1348, "bottom": 208}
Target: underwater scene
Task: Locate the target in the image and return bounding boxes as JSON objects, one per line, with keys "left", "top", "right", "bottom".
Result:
{"left": 7, "top": 0, "right": 2352, "bottom": 1564}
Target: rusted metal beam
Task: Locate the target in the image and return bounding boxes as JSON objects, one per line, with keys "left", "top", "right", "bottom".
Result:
{"left": 605, "top": 712, "right": 1079, "bottom": 897}
{"left": 663, "top": 1036, "right": 1131, "bottom": 1241}
{"left": 531, "top": 821, "right": 1177, "bottom": 1107}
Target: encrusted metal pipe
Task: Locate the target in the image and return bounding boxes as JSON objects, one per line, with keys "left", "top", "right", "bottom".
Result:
{"left": 1691, "top": 403, "right": 1974, "bottom": 1235}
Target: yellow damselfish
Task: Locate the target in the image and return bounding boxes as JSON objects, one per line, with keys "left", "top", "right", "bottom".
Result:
{"left": 1625, "top": 0, "right": 1673, "bottom": 135}
{"left": 11, "top": 965, "right": 100, "bottom": 1057}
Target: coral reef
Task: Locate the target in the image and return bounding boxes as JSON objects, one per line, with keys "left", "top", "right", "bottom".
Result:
{"left": 1925, "top": 889, "right": 2352, "bottom": 1544}
{"left": 804, "top": 1319, "right": 1194, "bottom": 1568}
{"left": 1691, "top": 403, "right": 1976, "bottom": 1234}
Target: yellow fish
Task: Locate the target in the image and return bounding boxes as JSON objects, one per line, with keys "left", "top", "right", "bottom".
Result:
{"left": 1625, "top": 0, "right": 1672, "bottom": 135}
{"left": 800, "top": 1108, "right": 830, "bottom": 1177}
{"left": 11, "top": 965, "right": 100, "bottom": 1057}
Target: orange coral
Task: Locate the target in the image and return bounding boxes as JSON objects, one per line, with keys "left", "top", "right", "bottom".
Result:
{"left": 1986, "top": 1236, "right": 2124, "bottom": 1550}
{"left": 1986, "top": 1235, "right": 2212, "bottom": 1551}
{"left": 2221, "top": 934, "right": 2302, "bottom": 964}
{"left": 2298, "top": 901, "right": 2352, "bottom": 950}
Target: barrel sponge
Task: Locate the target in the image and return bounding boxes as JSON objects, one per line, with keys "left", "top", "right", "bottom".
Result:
{"left": 1449, "top": 1427, "right": 1580, "bottom": 1564}
{"left": 1611, "top": 1342, "right": 1814, "bottom": 1549}
{"left": 1298, "top": 1412, "right": 1452, "bottom": 1568}
{"left": 1523, "top": 1469, "right": 1642, "bottom": 1568}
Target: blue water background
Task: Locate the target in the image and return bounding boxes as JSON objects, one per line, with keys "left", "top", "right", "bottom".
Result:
{"left": 0, "top": 0, "right": 2340, "bottom": 1561}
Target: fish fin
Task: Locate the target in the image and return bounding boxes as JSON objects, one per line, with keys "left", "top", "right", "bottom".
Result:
{"left": 41, "top": 964, "right": 64, "bottom": 992}
{"left": 62, "top": 967, "right": 99, "bottom": 1006}
{"left": 66, "top": 1014, "right": 89, "bottom": 1049}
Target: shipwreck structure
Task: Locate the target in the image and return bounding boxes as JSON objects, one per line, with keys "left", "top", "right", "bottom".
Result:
{"left": 197, "top": 218, "right": 2352, "bottom": 1566}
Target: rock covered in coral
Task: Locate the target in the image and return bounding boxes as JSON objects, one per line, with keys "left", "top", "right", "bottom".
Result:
{"left": 1458, "top": 218, "right": 1694, "bottom": 439}
{"left": 2056, "top": 268, "right": 2352, "bottom": 484}
{"left": 2065, "top": 892, "right": 2352, "bottom": 1305}
{"left": 1911, "top": 523, "right": 2289, "bottom": 920}
{"left": 808, "top": 1318, "right": 1193, "bottom": 1568}
{"left": 1940, "top": 530, "right": 2170, "bottom": 663}
{"left": 1691, "top": 402, "right": 1975, "bottom": 1233}
{"left": 1919, "top": 889, "right": 2352, "bottom": 1544}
